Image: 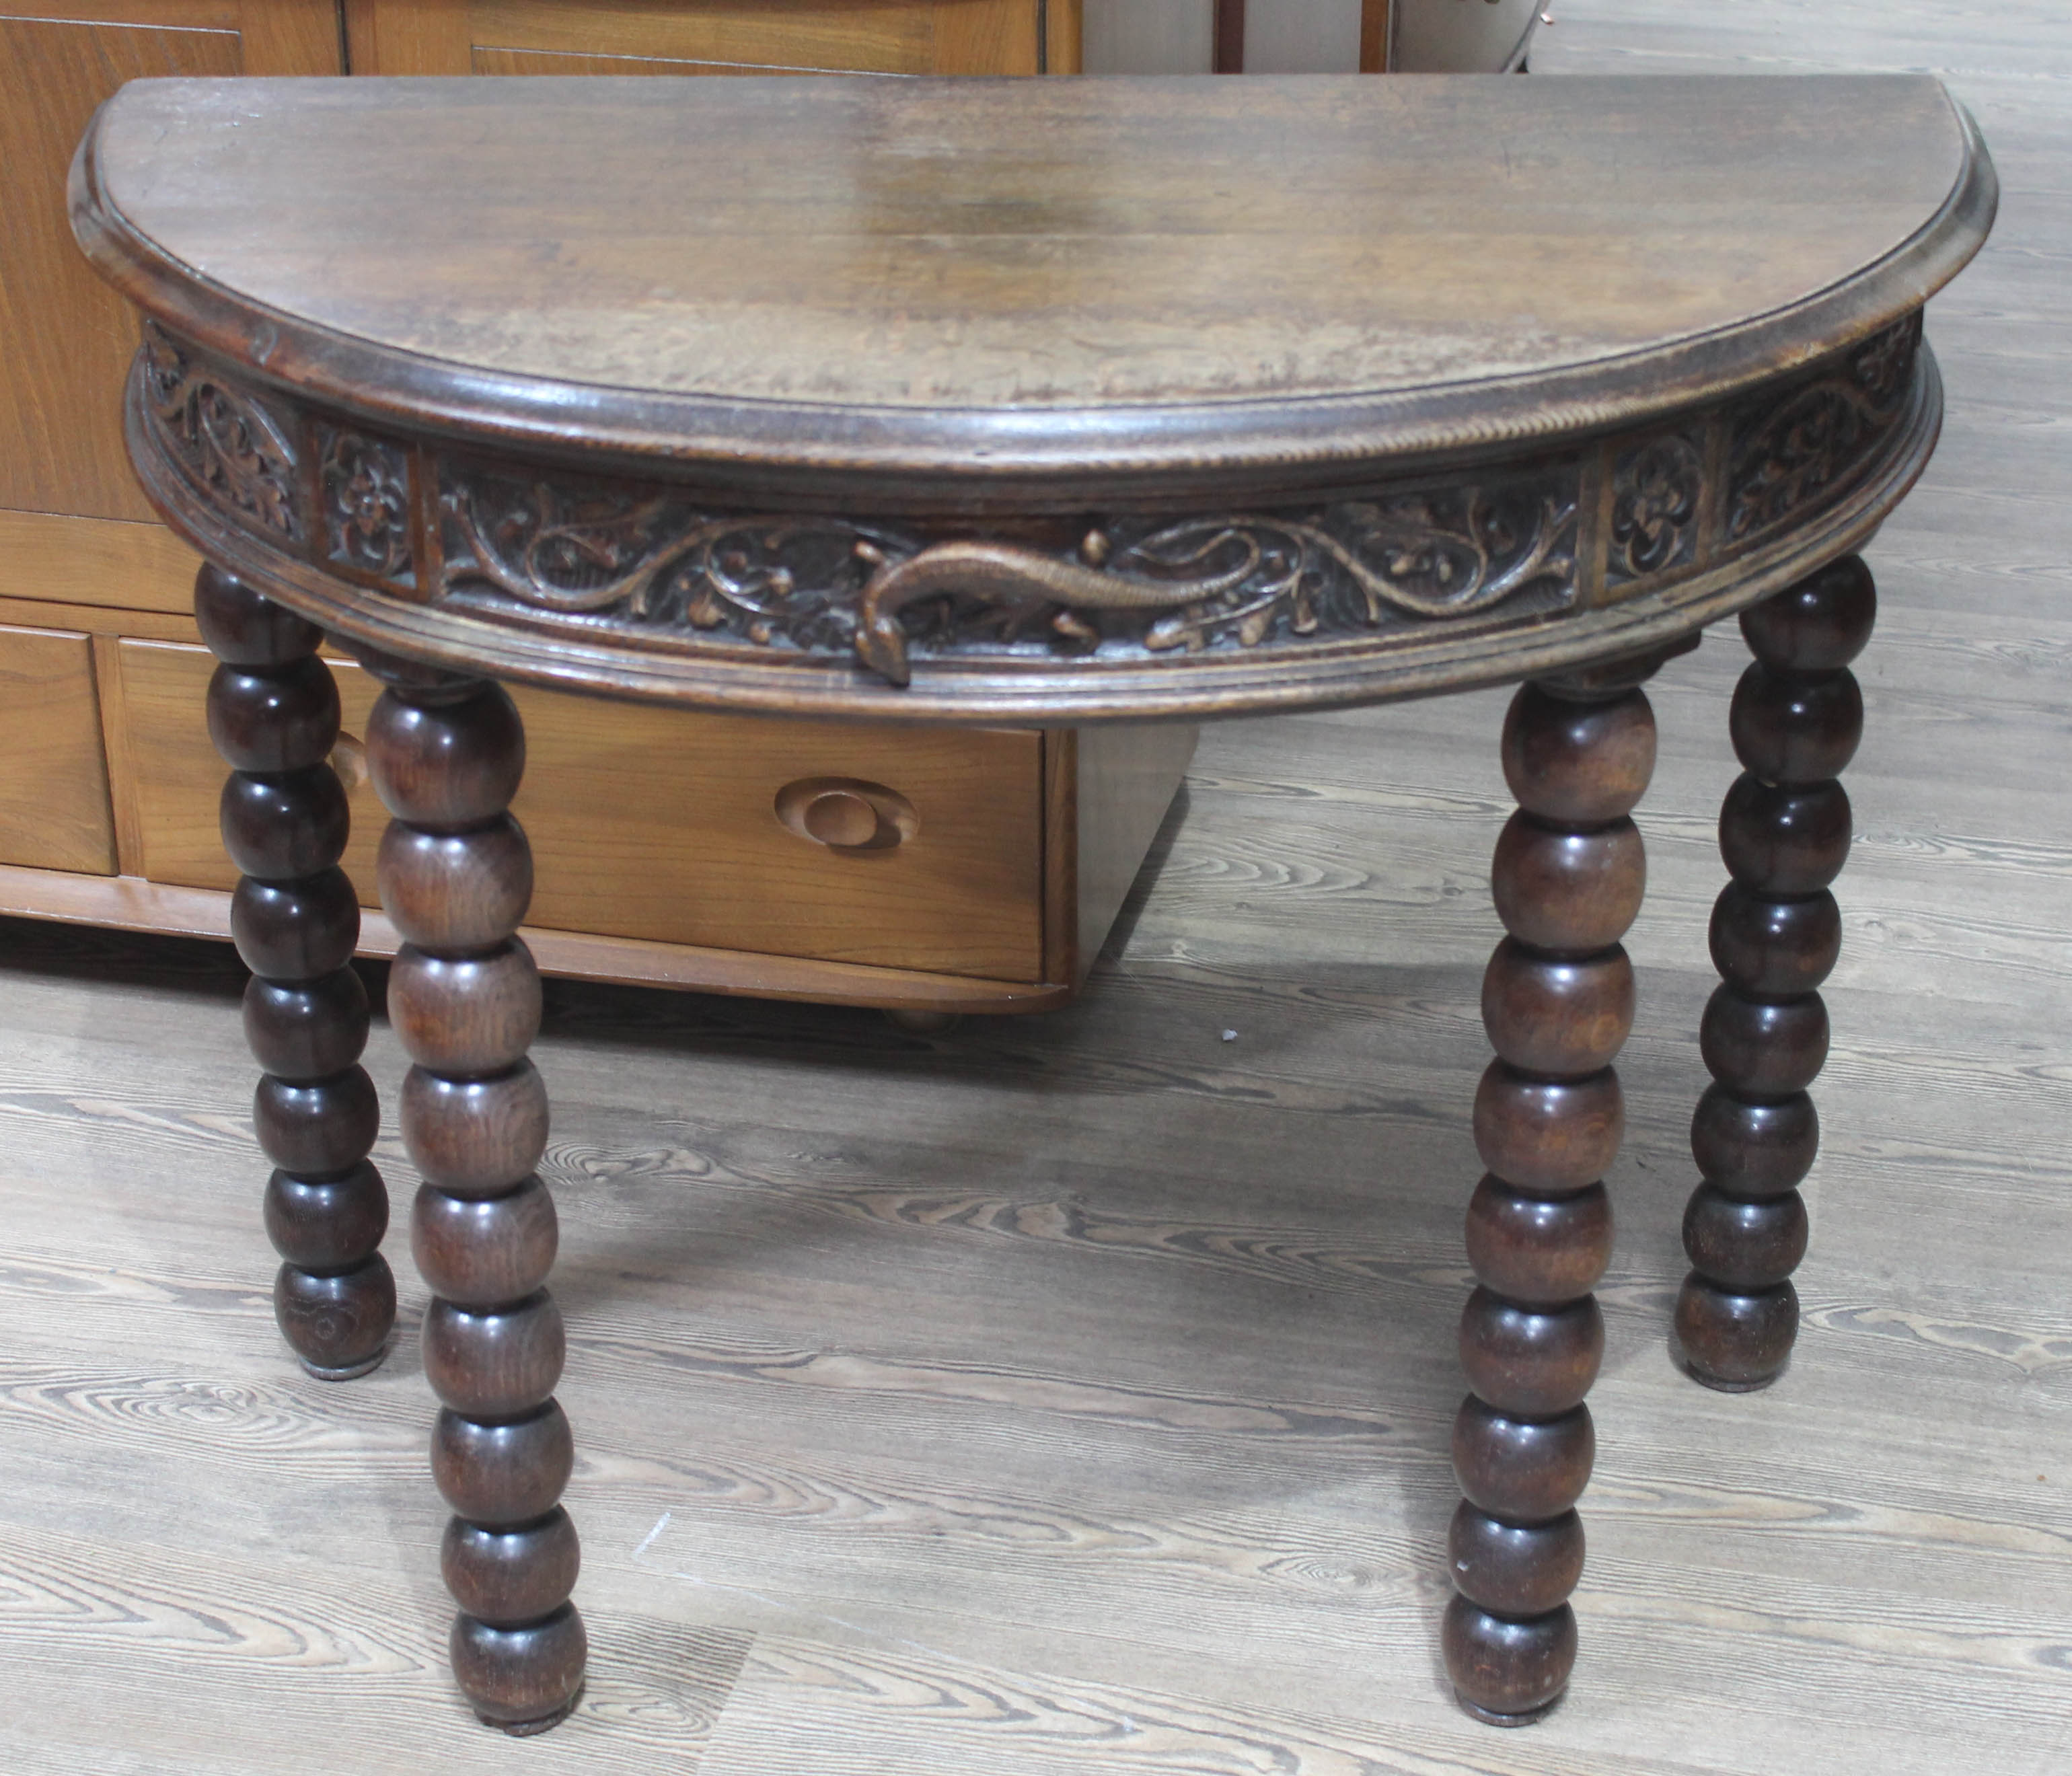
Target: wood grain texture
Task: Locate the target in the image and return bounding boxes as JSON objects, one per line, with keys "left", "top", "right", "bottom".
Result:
{"left": 0, "top": 12, "right": 240, "bottom": 525}
{"left": 82, "top": 72, "right": 1986, "bottom": 725}
{"left": 0, "top": 624, "right": 116, "bottom": 874}
{"left": 0, "top": 509, "right": 202, "bottom": 617}
{"left": 0, "top": 862, "right": 1074, "bottom": 1010}
{"left": 116, "top": 639, "right": 1048, "bottom": 980}
{"left": 2, "top": 2, "right": 2063, "bottom": 1769}
{"left": 76, "top": 73, "right": 1983, "bottom": 451}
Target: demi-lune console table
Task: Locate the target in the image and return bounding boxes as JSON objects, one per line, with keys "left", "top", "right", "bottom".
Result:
{"left": 71, "top": 73, "right": 1993, "bottom": 1732}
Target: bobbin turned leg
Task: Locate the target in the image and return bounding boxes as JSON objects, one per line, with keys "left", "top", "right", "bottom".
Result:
{"left": 365, "top": 669, "right": 585, "bottom": 1733}
{"left": 197, "top": 565, "right": 393, "bottom": 1380}
{"left": 1676, "top": 557, "right": 1875, "bottom": 1391}
{"left": 1444, "top": 673, "right": 1656, "bottom": 1724}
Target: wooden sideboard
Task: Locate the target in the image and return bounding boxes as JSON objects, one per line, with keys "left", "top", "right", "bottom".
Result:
{"left": 0, "top": 1, "right": 1199, "bottom": 1015}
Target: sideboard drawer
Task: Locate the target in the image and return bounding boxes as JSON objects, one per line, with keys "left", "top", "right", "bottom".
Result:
{"left": 347, "top": 0, "right": 1054, "bottom": 75}
{"left": 114, "top": 639, "right": 1046, "bottom": 982}
{"left": 0, "top": 624, "right": 116, "bottom": 875}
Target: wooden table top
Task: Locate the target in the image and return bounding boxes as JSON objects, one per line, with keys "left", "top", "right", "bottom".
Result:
{"left": 73, "top": 75, "right": 1995, "bottom": 720}
{"left": 78, "top": 75, "right": 1986, "bottom": 488}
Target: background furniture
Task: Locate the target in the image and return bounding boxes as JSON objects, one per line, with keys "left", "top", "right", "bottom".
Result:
{"left": 0, "top": 0, "right": 1543, "bottom": 1010}
{"left": 0, "top": 0, "right": 1180, "bottom": 1018}
{"left": 74, "top": 69, "right": 1991, "bottom": 1733}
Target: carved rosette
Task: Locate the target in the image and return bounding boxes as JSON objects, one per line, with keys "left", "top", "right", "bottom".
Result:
{"left": 320, "top": 427, "right": 414, "bottom": 587}
{"left": 141, "top": 321, "right": 301, "bottom": 542}
{"left": 1729, "top": 313, "right": 1921, "bottom": 544}
{"left": 1607, "top": 431, "right": 1703, "bottom": 585}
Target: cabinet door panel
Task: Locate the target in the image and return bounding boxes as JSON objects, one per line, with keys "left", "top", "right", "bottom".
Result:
{"left": 0, "top": 624, "right": 116, "bottom": 875}
{"left": 0, "top": 16, "right": 242, "bottom": 525}
{"left": 0, "top": 2, "right": 340, "bottom": 533}
{"left": 117, "top": 640, "right": 1046, "bottom": 982}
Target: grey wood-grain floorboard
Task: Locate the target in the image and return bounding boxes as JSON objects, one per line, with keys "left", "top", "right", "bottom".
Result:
{"left": 2, "top": 2, "right": 2069, "bottom": 1770}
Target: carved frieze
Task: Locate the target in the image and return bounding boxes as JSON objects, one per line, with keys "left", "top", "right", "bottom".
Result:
{"left": 1728, "top": 313, "right": 1921, "bottom": 544}
{"left": 128, "top": 306, "right": 1933, "bottom": 693}
{"left": 139, "top": 321, "right": 301, "bottom": 542}
{"left": 320, "top": 427, "right": 414, "bottom": 587}
{"left": 438, "top": 465, "right": 1580, "bottom": 686}
{"left": 1607, "top": 431, "right": 1703, "bottom": 585}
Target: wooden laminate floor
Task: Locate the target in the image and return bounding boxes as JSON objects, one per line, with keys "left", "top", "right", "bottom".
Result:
{"left": 3, "top": 5, "right": 2068, "bottom": 1771}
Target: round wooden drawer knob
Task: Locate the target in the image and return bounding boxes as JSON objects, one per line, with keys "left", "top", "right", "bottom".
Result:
{"left": 774, "top": 777, "right": 918, "bottom": 852}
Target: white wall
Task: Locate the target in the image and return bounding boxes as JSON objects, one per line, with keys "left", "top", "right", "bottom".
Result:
{"left": 1080, "top": 1, "right": 1542, "bottom": 75}
{"left": 1393, "top": 0, "right": 1542, "bottom": 73}
{"left": 1081, "top": 0, "right": 1215, "bottom": 73}
{"left": 1244, "top": 0, "right": 1363, "bottom": 73}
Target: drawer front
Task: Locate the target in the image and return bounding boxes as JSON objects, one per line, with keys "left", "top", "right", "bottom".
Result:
{"left": 115, "top": 640, "right": 1046, "bottom": 982}
{"left": 0, "top": 623, "right": 116, "bottom": 875}
{"left": 350, "top": 0, "right": 1044, "bottom": 75}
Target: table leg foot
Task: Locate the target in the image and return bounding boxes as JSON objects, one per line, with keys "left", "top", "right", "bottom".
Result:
{"left": 1676, "top": 557, "right": 1874, "bottom": 1391}
{"left": 198, "top": 565, "right": 393, "bottom": 1378}
{"left": 368, "top": 671, "right": 585, "bottom": 1733}
{"left": 1444, "top": 677, "right": 1658, "bottom": 1722}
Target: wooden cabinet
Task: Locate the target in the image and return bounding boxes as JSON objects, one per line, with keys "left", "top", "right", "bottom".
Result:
{"left": 0, "top": 3, "right": 340, "bottom": 607}
{"left": 0, "top": 0, "right": 1187, "bottom": 1014}
{"left": 0, "top": 591, "right": 1191, "bottom": 1010}
{"left": 117, "top": 639, "right": 1053, "bottom": 981}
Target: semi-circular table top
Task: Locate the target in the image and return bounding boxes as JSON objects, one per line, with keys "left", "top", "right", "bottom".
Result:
{"left": 73, "top": 74, "right": 1994, "bottom": 721}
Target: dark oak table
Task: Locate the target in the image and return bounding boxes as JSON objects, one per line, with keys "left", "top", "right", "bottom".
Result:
{"left": 71, "top": 73, "right": 1993, "bottom": 1733}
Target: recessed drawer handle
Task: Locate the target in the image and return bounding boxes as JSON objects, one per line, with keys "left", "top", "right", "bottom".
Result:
{"left": 774, "top": 777, "right": 918, "bottom": 852}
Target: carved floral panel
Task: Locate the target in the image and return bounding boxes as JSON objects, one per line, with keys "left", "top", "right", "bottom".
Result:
{"left": 1606, "top": 429, "right": 1704, "bottom": 585}
{"left": 1728, "top": 312, "right": 1921, "bottom": 544}
{"left": 139, "top": 321, "right": 301, "bottom": 543}
{"left": 320, "top": 427, "right": 414, "bottom": 587}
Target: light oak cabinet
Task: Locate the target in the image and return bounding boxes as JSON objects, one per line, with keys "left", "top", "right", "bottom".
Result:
{"left": 0, "top": 1, "right": 1189, "bottom": 1014}
{"left": 345, "top": 0, "right": 1074, "bottom": 76}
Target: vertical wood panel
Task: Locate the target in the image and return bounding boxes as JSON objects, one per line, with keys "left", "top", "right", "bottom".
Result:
{"left": 231, "top": 0, "right": 342, "bottom": 74}
{"left": 1045, "top": 0, "right": 1083, "bottom": 73}
{"left": 1360, "top": 0, "right": 1392, "bottom": 71}
{"left": 343, "top": 0, "right": 473, "bottom": 73}
{"left": 0, "top": 16, "right": 244, "bottom": 523}
{"left": 932, "top": 0, "right": 1040, "bottom": 74}
{"left": 0, "top": 624, "right": 116, "bottom": 874}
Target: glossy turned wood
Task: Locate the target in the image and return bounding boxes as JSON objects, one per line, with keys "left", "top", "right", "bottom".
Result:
{"left": 1677, "top": 556, "right": 1876, "bottom": 1390}
{"left": 1444, "top": 674, "right": 1656, "bottom": 1723}
{"left": 199, "top": 563, "right": 394, "bottom": 1381}
{"left": 369, "top": 670, "right": 585, "bottom": 1731}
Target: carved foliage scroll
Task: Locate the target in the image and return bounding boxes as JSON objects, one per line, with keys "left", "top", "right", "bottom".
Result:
{"left": 140, "top": 321, "right": 301, "bottom": 542}
{"left": 437, "top": 464, "right": 1582, "bottom": 686}
{"left": 1729, "top": 313, "right": 1920, "bottom": 544}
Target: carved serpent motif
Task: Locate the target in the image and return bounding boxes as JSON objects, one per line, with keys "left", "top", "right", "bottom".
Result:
{"left": 440, "top": 472, "right": 1580, "bottom": 687}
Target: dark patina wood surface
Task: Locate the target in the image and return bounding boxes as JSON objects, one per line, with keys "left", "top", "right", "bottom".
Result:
{"left": 73, "top": 74, "right": 1989, "bottom": 719}
{"left": 67, "top": 69, "right": 1997, "bottom": 1736}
